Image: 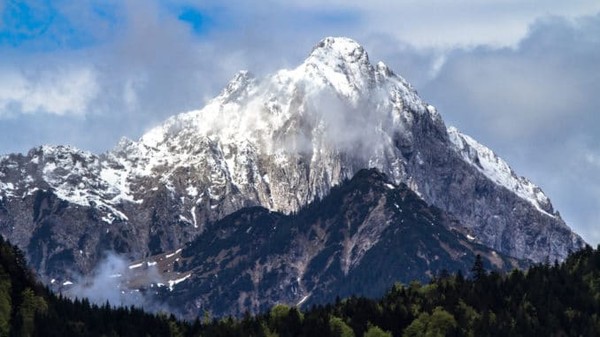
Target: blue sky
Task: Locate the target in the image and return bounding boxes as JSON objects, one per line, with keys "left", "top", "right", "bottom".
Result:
{"left": 1, "top": 0, "right": 600, "bottom": 245}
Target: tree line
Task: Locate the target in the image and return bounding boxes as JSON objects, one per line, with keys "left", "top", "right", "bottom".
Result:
{"left": 1, "top": 234, "right": 599, "bottom": 336}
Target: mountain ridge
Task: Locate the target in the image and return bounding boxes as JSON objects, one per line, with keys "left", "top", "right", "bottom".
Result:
{"left": 0, "top": 37, "right": 585, "bottom": 285}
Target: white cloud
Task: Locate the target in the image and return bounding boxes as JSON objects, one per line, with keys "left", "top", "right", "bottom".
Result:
{"left": 254, "top": 0, "right": 600, "bottom": 48}
{"left": 0, "top": 0, "right": 239, "bottom": 149}
{"left": 0, "top": 65, "right": 99, "bottom": 117}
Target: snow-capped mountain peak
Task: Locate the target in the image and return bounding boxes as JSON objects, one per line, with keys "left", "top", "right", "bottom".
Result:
{"left": 0, "top": 37, "right": 585, "bottom": 277}
{"left": 107, "top": 38, "right": 581, "bottom": 262}
{"left": 301, "top": 37, "right": 376, "bottom": 100}
{"left": 309, "top": 37, "right": 369, "bottom": 63}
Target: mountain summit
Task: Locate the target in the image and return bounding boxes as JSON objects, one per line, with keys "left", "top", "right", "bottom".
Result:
{"left": 0, "top": 37, "right": 585, "bottom": 284}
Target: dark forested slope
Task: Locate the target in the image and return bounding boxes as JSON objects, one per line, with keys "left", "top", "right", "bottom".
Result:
{"left": 1, "top": 231, "right": 600, "bottom": 336}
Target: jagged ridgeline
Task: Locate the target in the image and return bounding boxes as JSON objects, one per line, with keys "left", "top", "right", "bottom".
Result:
{"left": 0, "top": 37, "right": 586, "bottom": 315}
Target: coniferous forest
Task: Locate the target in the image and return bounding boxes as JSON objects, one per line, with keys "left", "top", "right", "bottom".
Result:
{"left": 1, "top": 234, "right": 600, "bottom": 336}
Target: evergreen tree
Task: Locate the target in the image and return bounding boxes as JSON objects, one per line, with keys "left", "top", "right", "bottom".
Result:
{"left": 363, "top": 324, "right": 391, "bottom": 337}
{"left": 471, "top": 254, "right": 486, "bottom": 281}
{"left": 330, "top": 316, "right": 355, "bottom": 337}
{"left": 0, "top": 270, "right": 10, "bottom": 337}
{"left": 403, "top": 307, "right": 456, "bottom": 337}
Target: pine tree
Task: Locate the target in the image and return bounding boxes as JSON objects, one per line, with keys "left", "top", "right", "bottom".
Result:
{"left": 471, "top": 254, "right": 486, "bottom": 282}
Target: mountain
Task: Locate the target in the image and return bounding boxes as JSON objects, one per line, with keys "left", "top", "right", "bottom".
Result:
{"left": 0, "top": 37, "right": 584, "bottom": 286}
{"left": 152, "top": 168, "right": 524, "bottom": 317}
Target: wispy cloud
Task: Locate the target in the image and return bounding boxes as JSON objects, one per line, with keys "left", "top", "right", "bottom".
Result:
{"left": 0, "top": 61, "right": 98, "bottom": 117}
{"left": 66, "top": 252, "right": 170, "bottom": 313}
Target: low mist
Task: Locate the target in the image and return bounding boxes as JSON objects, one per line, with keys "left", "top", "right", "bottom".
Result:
{"left": 65, "top": 252, "right": 171, "bottom": 313}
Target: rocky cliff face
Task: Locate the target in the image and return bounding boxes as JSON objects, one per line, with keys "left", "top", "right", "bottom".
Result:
{"left": 0, "top": 37, "right": 585, "bottom": 284}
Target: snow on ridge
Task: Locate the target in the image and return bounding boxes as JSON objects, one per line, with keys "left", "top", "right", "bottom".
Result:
{"left": 447, "top": 126, "right": 553, "bottom": 217}
{"left": 129, "top": 262, "right": 144, "bottom": 270}
{"left": 0, "top": 181, "right": 15, "bottom": 198}
{"left": 309, "top": 37, "right": 366, "bottom": 57}
{"left": 0, "top": 144, "right": 139, "bottom": 222}
{"left": 303, "top": 37, "right": 375, "bottom": 101}
{"left": 168, "top": 273, "right": 191, "bottom": 291}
